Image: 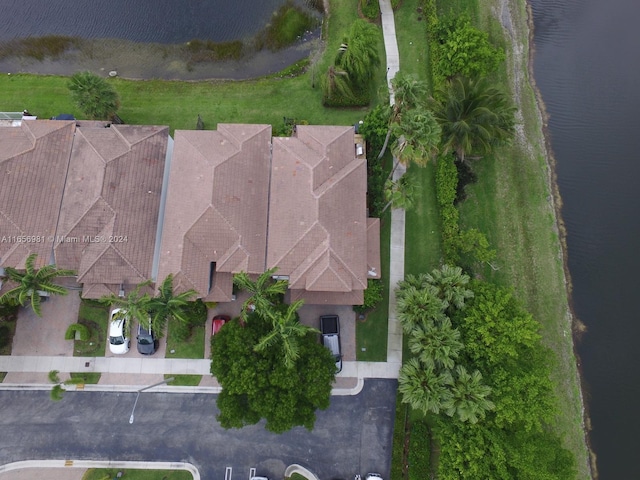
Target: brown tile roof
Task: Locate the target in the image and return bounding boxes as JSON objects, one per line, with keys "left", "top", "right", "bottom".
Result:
{"left": 0, "top": 120, "right": 75, "bottom": 269}
{"left": 289, "top": 288, "right": 364, "bottom": 306}
{"left": 157, "top": 125, "right": 272, "bottom": 298}
{"left": 267, "top": 125, "right": 368, "bottom": 300}
{"left": 54, "top": 125, "right": 168, "bottom": 290}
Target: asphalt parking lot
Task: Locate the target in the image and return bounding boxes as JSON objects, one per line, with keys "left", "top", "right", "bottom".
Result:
{"left": 0, "top": 379, "right": 397, "bottom": 479}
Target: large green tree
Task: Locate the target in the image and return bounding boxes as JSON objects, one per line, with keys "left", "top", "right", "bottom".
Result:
{"left": 398, "top": 357, "right": 453, "bottom": 416}
{"left": 254, "top": 299, "right": 318, "bottom": 369}
{"left": 0, "top": 253, "right": 74, "bottom": 316}
{"left": 335, "top": 19, "right": 381, "bottom": 89}
{"left": 433, "top": 76, "right": 516, "bottom": 162}
{"left": 431, "top": 15, "right": 506, "bottom": 82}
{"left": 67, "top": 71, "right": 120, "bottom": 120}
{"left": 211, "top": 316, "right": 335, "bottom": 433}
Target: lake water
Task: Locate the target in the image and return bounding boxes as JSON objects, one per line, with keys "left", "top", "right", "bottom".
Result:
{"left": 0, "top": 0, "right": 287, "bottom": 43}
{"left": 0, "top": 0, "right": 322, "bottom": 80}
{"left": 530, "top": 0, "right": 640, "bottom": 477}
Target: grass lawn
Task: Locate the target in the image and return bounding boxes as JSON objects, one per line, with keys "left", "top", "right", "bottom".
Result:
{"left": 0, "top": 0, "right": 387, "bottom": 134}
{"left": 70, "top": 372, "right": 101, "bottom": 384}
{"left": 165, "top": 374, "right": 202, "bottom": 387}
{"left": 74, "top": 299, "right": 110, "bottom": 357}
{"left": 356, "top": 210, "right": 390, "bottom": 361}
{"left": 166, "top": 317, "right": 205, "bottom": 359}
{"left": 82, "top": 469, "right": 192, "bottom": 480}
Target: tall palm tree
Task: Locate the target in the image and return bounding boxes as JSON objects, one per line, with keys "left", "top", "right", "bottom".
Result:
{"left": 396, "top": 284, "right": 447, "bottom": 333}
{"left": 398, "top": 357, "right": 453, "bottom": 416}
{"left": 390, "top": 106, "right": 441, "bottom": 171}
{"left": 377, "top": 72, "right": 430, "bottom": 161}
{"left": 233, "top": 268, "right": 288, "bottom": 322}
{"left": 335, "top": 19, "right": 381, "bottom": 89}
{"left": 442, "top": 365, "right": 495, "bottom": 424}
{"left": 426, "top": 264, "right": 474, "bottom": 310}
{"left": 67, "top": 71, "right": 120, "bottom": 120}
{"left": 254, "top": 300, "right": 318, "bottom": 369}
{"left": 432, "top": 75, "right": 516, "bottom": 162}
{"left": 100, "top": 281, "right": 152, "bottom": 330}
{"left": 408, "top": 317, "right": 464, "bottom": 370}
{"left": 0, "top": 253, "right": 75, "bottom": 316}
{"left": 148, "top": 274, "right": 197, "bottom": 335}
{"left": 381, "top": 175, "right": 417, "bottom": 214}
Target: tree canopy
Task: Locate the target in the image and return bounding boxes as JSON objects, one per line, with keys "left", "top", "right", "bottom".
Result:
{"left": 432, "top": 76, "right": 516, "bottom": 162}
{"left": 211, "top": 315, "right": 336, "bottom": 433}
{"left": 431, "top": 15, "right": 506, "bottom": 82}
{"left": 0, "top": 253, "right": 74, "bottom": 316}
{"left": 67, "top": 71, "right": 120, "bottom": 120}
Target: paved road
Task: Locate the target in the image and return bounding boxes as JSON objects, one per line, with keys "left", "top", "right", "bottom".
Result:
{"left": 0, "top": 379, "right": 397, "bottom": 480}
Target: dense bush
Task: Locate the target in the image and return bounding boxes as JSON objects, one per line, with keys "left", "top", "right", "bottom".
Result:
{"left": 185, "top": 299, "right": 207, "bottom": 327}
{"left": 354, "top": 279, "right": 384, "bottom": 314}
{"left": 408, "top": 420, "right": 431, "bottom": 480}
{"left": 430, "top": 15, "right": 505, "bottom": 84}
{"left": 360, "top": 0, "right": 380, "bottom": 20}
{"left": 435, "top": 154, "right": 461, "bottom": 263}
{"left": 64, "top": 323, "right": 90, "bottom": 341}
{"left": 360, "top": 104, "right": 392, "bottom": 160}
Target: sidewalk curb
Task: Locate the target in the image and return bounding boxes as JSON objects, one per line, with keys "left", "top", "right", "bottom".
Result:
{"left": 0, "top": 377, "right": 367, "bottom": 396}
{"left": 0, "top": 460, "right": 200, "bottom": 479}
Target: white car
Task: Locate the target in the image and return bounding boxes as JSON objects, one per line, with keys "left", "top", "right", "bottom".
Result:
{"left": 108, "top": 308, "right": 130, "bottom": 354}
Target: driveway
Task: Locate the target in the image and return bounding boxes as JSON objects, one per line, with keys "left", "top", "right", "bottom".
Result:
{"left": 11, "top": 292, "right": 80, "bottom": 356}
{"left": 0, "top": 379, "right": 397, "bottom": 479}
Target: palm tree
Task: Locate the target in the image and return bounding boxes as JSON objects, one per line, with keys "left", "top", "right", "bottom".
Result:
{"left": 148, "top": 274, "right": 197, "bottom": 335}
{"left": 0, "top": 253, "right": 75, "bottom": 316}
{"left": 233, "top": 268, "right": 288, "bottom": 322}
{"left": 323, "top": 65, "right": 357, "bottom": 103}
{"left": 398, "top": 357, "right": 453, "bottom": 416}
{"left": 425, "top": 264, "right": 474, "bottom": 310}
{"left": 442, "top": 365, "right": 495, "bottom": 424}
{"left": 335, "top": 19, "right": 381, "bottom": 89}
{"left": 432, "top": 75, "right": 516, "bottom": 163}
{"left": 67, "top": 71, "right": 120, "bottom": 120}
{"left": 100, "top": 281, "right": 152, "bottom": 329}
{"left": 381, "top": 175, "right": 417, "bottom": 214}
{"left": 391, "top": 71, "right": 429, "bottom": 114}
{"left": 377, "top": 72, "right": 430, "bottom": 161}
{"left": 396, "top": 284, "right": 448, "bottom": 333}
{"left": 408, "top": 317, "right": 464, "bottom": 370}
{"left": 254, "top": 299, "right": 318, "bottom": 368}
{"left": 390, "top": 106, "right": 441, "bottom": 171}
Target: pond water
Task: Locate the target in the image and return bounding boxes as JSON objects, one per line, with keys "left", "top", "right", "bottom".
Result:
{"left": 1, "top": 0, "right": 288, "bottom": 43}
{"left": 0, "top": 0, "right": 322, "bottom": 80}
{"left": 530, "top": 0, "right": 640, "bottom": 477}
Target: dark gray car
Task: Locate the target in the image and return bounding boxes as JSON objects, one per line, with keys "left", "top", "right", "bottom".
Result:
{"left": 136, "top": 322, "right": 156, "bottom": 355}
